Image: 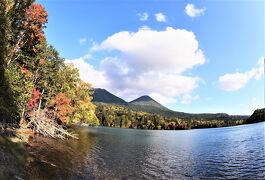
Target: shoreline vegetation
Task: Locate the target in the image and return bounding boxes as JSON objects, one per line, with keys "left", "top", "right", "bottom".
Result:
{"left": 0, "top": 1, "right": 99, "bottom": 140}
{"left": 0, "top": 1, "right": 99, "bottom": 177}
{"left": 91, "top": 89, "right": 263, "bottom": 130}
{"left": 94, "top": 105, "right": 264, "bottom": 130}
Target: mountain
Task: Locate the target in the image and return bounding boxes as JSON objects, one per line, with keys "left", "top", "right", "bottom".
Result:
{"left": 92, "top": 88, "right": 128, "bottom": 105}
{"left": 245, "top": 108, "right": 265, "bottom": 124}
{"left": 92, "top": 88, "right": 249, "bottom": 120}
{"left": 129, "top": 95, "right": 237, "bottom": 120}
{"left": 129, "top": 95, "right": 168, "bottom": 110}
{"left": 128, "top": 95, "right": 173, "bottom": 115}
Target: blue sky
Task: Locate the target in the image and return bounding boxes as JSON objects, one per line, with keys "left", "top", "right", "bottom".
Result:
{"left": 37, "top": 0, "right": 264, "bottom": 115}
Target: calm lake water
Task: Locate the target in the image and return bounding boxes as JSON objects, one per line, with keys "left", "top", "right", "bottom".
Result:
{"left": 28, "top": 122, "right": 265, "bottom": 179}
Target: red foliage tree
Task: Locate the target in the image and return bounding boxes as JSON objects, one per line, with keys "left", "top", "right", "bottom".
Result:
{"left": 51, "top": 93, "right": 73, "bottom": 124}
{"left": 26, "top": 88, "right": 41, "bottom": 116}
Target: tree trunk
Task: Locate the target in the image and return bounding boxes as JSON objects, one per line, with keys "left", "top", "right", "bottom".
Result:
{"left": 37, "top": 89, "right": 45, "bottom": 112}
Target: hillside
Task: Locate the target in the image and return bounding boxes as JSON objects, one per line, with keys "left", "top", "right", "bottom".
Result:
{"left": 92, "top": 88, "right": 249, "bottom": 121}
{"left": 128, "top": 95, "right": 170, "bottom": 113}
{"left": 245, "top": 108, "right": 265, "bottom": 124}
{"left": 92, "top": 88, "right": 128, "bottom": 105}
{"left": 129, "top": 95, "right": 167, "bottom": 110}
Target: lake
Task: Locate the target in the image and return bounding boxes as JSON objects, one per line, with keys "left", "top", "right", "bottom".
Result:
{"left": 28, "top": 122, "right": 265, "bottom": 179}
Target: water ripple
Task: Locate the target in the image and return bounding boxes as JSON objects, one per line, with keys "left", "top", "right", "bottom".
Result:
{"left": 28, "top": 122, "right": 265, "bottom": 179}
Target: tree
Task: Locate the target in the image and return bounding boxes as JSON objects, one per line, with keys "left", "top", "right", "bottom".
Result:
{"left": 6, "top": 2, "right": 47, "bottom": 66}
{"left": 1, "top": 1, "right": 100, "bottom": 134}
{"left": 5, "top": 60, "right": 34, "bottom": 119}
{"left": 0, "top": 0, "right": 19, "bottom": 122}
{"left": 57, "top": 63, "right": 79, "bottom": 99}
{"left": 1, "top": 2, "right": 48, "bottom": 122}
{"left": 71, "top": 80, "right": 99, "bottom": 125}
{"left": 26, "top": 88, "right": 41, "bottom": 116}
{"left": 34, "top": 44, "right": 64, "bottom": 105}
{"left": 51, "top": 93, "right": 73, "bottom": 124}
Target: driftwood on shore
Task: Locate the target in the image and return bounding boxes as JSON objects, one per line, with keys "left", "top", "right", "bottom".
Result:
{"left": 27, "top": 110, "right": 78, "bottom": 139}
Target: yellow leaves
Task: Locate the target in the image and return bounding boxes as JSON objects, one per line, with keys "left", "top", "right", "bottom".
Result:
{"left": 70, "top": 79, "right": 99, "bottom": 125}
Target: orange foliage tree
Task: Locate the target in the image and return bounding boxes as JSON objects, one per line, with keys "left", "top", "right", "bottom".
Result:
{"left": 51, "top": 93, "right": 73, "bottom": 124}
{"left": 25, "top": 3, "right": 48, "bottom": 40}
{"left": 7, "top": 3, "right": 48, "bottom": 66}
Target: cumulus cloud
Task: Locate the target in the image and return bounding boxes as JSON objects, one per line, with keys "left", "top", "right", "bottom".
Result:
{"left": 79, "top": 38, "right": 87, "bottom": 44}
{"left": 185, "top": 3, "right": 206, "bottom": 18}
{"left": 97, "top": 27, "right": 205, "bottom": 74}
{"left": 66, "top": 58, "right": 109, "bottom": 89}
{"left": 154, "top": 12, "right": 167, "bottom": 22}
{"left": 150, "top": 93, "right": 177, "bottom": 104}
{"left": 218, "top": 57, "right": 264, "bottom": 91}
{"left": 69, "top": 27, "right": 206, "bottom": 105}
{"left": 137, "top": 12, "right": 149, "bottom": 21}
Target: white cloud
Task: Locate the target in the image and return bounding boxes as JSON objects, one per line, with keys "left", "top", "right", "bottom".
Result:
{"left": 185, "top": 3, "right": 206, "bottom": 18}
{"left": 150, "top": 93, "right": 177, "bottom": 105}
{"left": 97, "top": 27, "right": 205, "bottom": 74}
{"left": 218, "top": 73, "right": 252, "bottom": 91}
{"left": 218, "top": 57, "right": 264, "bottom": 91}
{"left": 181, "top": 94, "right": 199, "bottom": 104}
{"left": 137, "top": 12, "right": 149, "bottom": 21}
{"left": 154, "top": 12, "right": 167, "bottom": 22}
{"left": 79, "top": 38, "right": 87, "bottom": 44}
{"left": 66, "top": 58, "right": 109, "bottom": 89}
{"left": 69, "top": 27, "right": 206, "bottom": 105}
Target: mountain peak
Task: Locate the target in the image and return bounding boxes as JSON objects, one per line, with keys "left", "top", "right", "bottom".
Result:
{"left": 92, "top": 88, "right": 128, "bottom": 105}
{"left": 134, "top": 95, "right": 153, "bottom": 101}
{"left": 129, "top": 95, "right": 167, "bottom": 110}
{"left": 92, "top": 88, "right": 168, "bottom": 111}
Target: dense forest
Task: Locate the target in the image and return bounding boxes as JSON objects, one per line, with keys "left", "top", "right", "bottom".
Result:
{"left": 0, "top": 1, "right": 99, "bottom": 138}
{"left": 95, "top": 103, "right": 246, "bottom": 130}
{"left": 92, "top": 89, "right": 249, "bottom": 129}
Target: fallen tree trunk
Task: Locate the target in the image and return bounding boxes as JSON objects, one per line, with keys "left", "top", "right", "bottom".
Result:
{"left": 27, "top": 110, "right": 78, "bottom": 139}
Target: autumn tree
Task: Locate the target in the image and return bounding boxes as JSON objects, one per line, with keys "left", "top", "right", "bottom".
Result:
{"left": 71, "top": 80, "right": 99, "bottom": 125}
{"left": 1, "top": 1, "right": 99, "bottom": 132}
{"left": 51, "top": 93, "right": 73, "bottom": 124}
{"left": 57, "top": 63, "right": 80, "bottom": 99}
{"left": 1, "top": 1, "right": 48, "bottom": 122}
{"left": 6, "top": 2, "right": 47, "bottom": 66}
{"left": 26, "top": 88, "right": 41, "bottom": 116}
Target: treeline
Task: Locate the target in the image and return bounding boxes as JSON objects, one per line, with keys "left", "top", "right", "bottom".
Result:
{"left": 95, "top": 104, "right": 245, "bottom": 130}
{"left": 0, "top": 1, "right": 99, "bottom": 130}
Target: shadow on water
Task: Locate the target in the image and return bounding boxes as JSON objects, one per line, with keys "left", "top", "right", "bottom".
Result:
{"left": 27, "top": 127, "right": 98, "bottom": 179}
